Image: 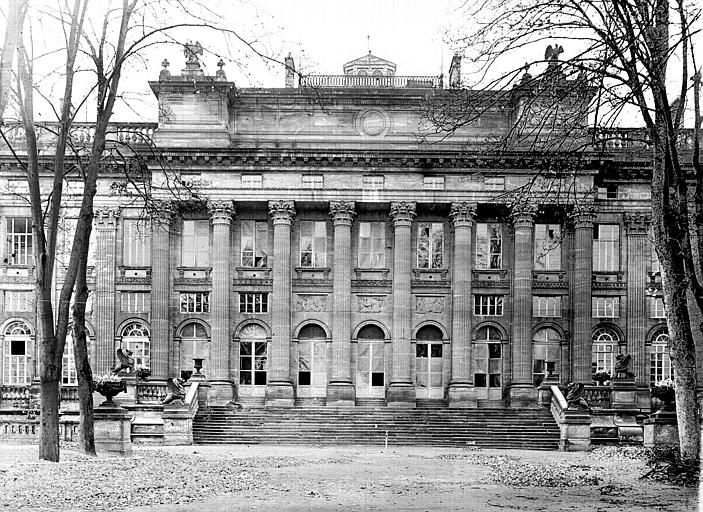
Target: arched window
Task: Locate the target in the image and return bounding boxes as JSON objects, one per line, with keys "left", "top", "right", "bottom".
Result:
{"left": 180, "top": 322, "right": 209, "bottom": 374}
{"left": 239, "top": 324, "right": 267, "bottom": 388}
{"left": 62, "top": 329, "right": 93, "bottom": 386}
{"left": 532, "top": 327, "right": 561, "bottom": 386}
{"left": 297, "top": 323, "right": 327, "bottom": 395}
{"left": 121, "top": 321, "right": 150, "bottom": 369}
{"left": 592, "top": 327, "right": 620, "bottom": 376}
{"left": 650, "top": 330, "right": 672, "bottom": 384}
{"left": 3, "top": 321, "right": 32, "bottom": 384}
{"left": 415, "top": 325, "right": 445, "bottom": 398}
{"left": 473, "top": 325, "right": 503, "bottom": 399}
{"left": 357, "top": 324, "right": 385, "bottom": 398}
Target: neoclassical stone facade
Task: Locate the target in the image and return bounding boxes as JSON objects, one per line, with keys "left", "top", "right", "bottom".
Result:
{"left": 0, "top": 51, "right": 700, "bottom": 412}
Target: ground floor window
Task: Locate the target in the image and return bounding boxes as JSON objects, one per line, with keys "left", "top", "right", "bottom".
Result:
{"left": 3, "top": 321, "right": 32, "bottom": 385}
{"left": 356, "top": 324, "right": 385, "bottom": 398}
{"left": 239, "top": 324, "right": 268, "bottom": 386}
{"left": 180, "top": 322, "right": 210, "bottom": 374}
{"left": 532, "top": 327, "right": 561, "bottom": 386}
{"left": 122, "top": 322, "right": 150, "bottom": 369}
{"left": 473, "top": 325, "right": 502, "bottom": 400}
{"left": 650, "top": 330, "right": 672, "bottom": 384}
{"left": 592, "top": 327, "right": 619, "bottom": 377}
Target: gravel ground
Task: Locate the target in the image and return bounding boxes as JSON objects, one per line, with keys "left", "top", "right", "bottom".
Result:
{"left": 0, "top": 443, "right": 698, "bottom": 511}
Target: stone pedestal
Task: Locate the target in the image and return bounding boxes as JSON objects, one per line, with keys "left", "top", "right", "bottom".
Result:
{"left": 559, "top": 410, "right": 592, "bottom": 451}
{"left": 119, "top": 376, "right": 137, "bottom": 405}
{"left": 447, "top": 384, "right": 477, "bottom": 408}
{"left": 386, "top": 384, "right": 417, "bottom": 407}
{"left": 162, "top": 403, "right": 193, "bottom": 445}
{"left": 538, "top": 375, "right": 560, "bottom": 406}
{"left": 94, "top": 401, "right": 132, "bottom": 456}
{"left": 611, "top": 377, "right": 638, "bottom": 409}
{"left": 265, "top": 383, "right": 295, "bottom": 406}
{"left": 644, "top": 411, "right": 679, "bottom": 449}
{"left": 326, "top": 383, "right": 355, "bottom": 406}
{"left": 508, "top": 384, "right": 539, "bottom": 407}
{"left": 189, "top": 373, "right": 210, "bottom": 407}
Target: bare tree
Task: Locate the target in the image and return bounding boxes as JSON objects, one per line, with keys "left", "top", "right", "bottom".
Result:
{"left": 432, "top": 0, "right": 701, "bottom": 460}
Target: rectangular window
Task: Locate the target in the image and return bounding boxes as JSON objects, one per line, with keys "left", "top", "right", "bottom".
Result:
{"left": 474, "top": 295, "right": 504, "bottom": 316}
{"left": 302, "top": 175, "right": 324, "bottom": 188}
{"left": 241, "top": 174, "right": 263, "bottom": 188}
{"left": 358, "top": 222, "right": 385, "bottom": 268}
{"left": 180, "top": 292, "right": 210, "bottom": 313}
{"left": 532, "top": 296, "right": 562, "bottom": 317}
{"left": 240, "top": 220, "right": 269, "bottom": 267}
{"left": 123, "top": 219, "right": 151, "bottom": 266}
{"left": 534, "top": 224, "right": 561, "bottom": 270}
{"left": 120, "top": 292, "right": 151, "bottom": 313}
{"left": 4, "top": 338, "right": 29, "bottom": 384}
{"left": 239, "top": 293, "right": 269, "bottom": 314}
{"left": 475, "top": 223, "right": 502, "bottom": 269}
{"left": 362, "top": 176, "right": 384, "bottom": 189}
{"left": 592, "top": 296, "right": 620, "bottom": 318}
{"left": 4, "top": 291, "right": 32, "bottom": 312}
{"left": 300, "top": 221, "right": 327, "bottom": 267}
{"left": 593, "top": 224, "right": 620, "bottom": 271}
{"left": 417, "top": 222, "right": 444, "bottom": 269}
{"left": 6, "top": 217, "right": 32, "bottom": 266}
{"left": 423, "top": 176, "right": 444, "bottom": 190}
{"left": 182, "top": 220, "right": 209, "bottom": 267}
{"left": 650, "top": 297, "right": 666, "bottom": 319}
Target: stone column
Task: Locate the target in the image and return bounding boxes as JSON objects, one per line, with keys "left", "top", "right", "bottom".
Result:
{"left": 328, "top": 201, "right": 356, "bottom": 405}
{"left": 208, "top": 201, "right": 235, "bottom": 403}
{"left": 509, "top": 203, "right": 538, "bottom": 406}
{"left": 150, "top": 212, "right": 172, "bottom": 383}
{"left": 94, "top": 208, "right": 119, "bottom": 374}
{"left": 447, "top": 202, "right": 477, "bottom": 408}
{"left": 625, "top": 212, "right": 651, "bottom": 403}
{"left": 266, "top": 201, "right": 296, "bottom": 406}
{"left": 387, "top": 201, "right": 416, "bottom": 407}
{"left": 572, "top": 206, "right": 595, "bottom": 383}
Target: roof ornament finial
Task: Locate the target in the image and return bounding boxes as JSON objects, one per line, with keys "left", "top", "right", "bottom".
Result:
{"left": 367, "top": 34, "right": 371, "bottom": 54}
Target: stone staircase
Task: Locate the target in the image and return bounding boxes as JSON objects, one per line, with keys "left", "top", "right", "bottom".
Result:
{"left": 193, "top": 406, "right": 560, "bottom": 450}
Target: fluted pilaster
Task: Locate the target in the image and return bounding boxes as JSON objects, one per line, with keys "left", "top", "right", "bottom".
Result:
{"left": 328, "top": 201, "right": 356, "bottom": 405}
{"left": 509, "top": 202, "right": 538, "bottom": 406}
{"left": 208, "top": 201, "right": 235, "bottom": 402}
{"left": 93, "top": 208, "right": 119, "bottom": 374}
{"left": 572, "top": 205, "right": 595, "bottom": 382}
{"left": 266, "top": 200, "right": 295, "bottom": 406}
{"left": 150, "top": 209, "right": 173, "bottom": 382}
{"left": 625, "top": 212, "right": 651, "bottom": 388}
{"left": 387, "top": 201, "right": 416, "bottom": 406}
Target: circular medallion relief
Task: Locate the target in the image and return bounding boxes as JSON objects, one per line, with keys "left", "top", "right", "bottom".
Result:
{"left": 356, "top": 109, "right": 390, "bottom": 137}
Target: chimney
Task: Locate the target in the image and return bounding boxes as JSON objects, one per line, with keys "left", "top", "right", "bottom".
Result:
{"left": 285, "top": 53, "right": 296, "bottom": 88}
{"left": 448, "top": 54, "right": 461, "bottom": 88}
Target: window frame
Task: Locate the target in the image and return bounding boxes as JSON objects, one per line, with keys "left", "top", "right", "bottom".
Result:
{"left": 299, "top": 220, "right": 327, "bottom": 268}
{"left": 473, "top": 295, "right": 504, "bottom": 316}
{"left": 534, "top": 223, "right": 561, "bottom": 270}
{"left": 239, "top": 293, "right": 269, "bottom": 314}
{"left": 181, "top": 219, "right": 210, "bottom": 267}
{"left": 475, "top": 223, "right": 502, "bottom": 269}
{"left": 179, "top": 292, "right": 210, "bottom": 314}
{"left": 5, "top": 217, "right": 33, "bottom": 267}
{"left": 593, "top": 224, "right": 620, "bottom": 272}
{"left": 240, "top": 220, "right": 269, "bottom": 268}
{"left": 358, "top": 221, "right": 385, "bottom": 268}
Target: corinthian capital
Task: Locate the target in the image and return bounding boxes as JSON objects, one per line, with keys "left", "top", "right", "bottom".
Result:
{"left": 624, "top": 212, "right": 651, "bottom": 236}
{"left": 208, "top": 201, "right": 235, "bottom": 225}
{"left": 94, "top": 207, "right": 120, "bottom": 228}
{"left": 510, "top": 202, "right": 537, "bottom": 229}
{"left": 329, "top": 201, "right": 356, "bottom": 225}
{"left": 449, "top": 202, "right": 477, "bottom": 228}
{"left": 268, "top": 200, "right": 296, "bottom": 225}
{"left": 570, "top": 203, "right": 595, "bottom": 229}
{"left": 389, "top": 201, "right": 416, "bottom": 226}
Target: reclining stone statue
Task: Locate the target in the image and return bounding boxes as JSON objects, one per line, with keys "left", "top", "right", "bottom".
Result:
{"left": 565, "top": 382, "right": 591, "bottom": 412}
{"left": 112, "top": 348, "right": 134, "bottom": 374}
{"left": 161, "top": 377, "right": 187, "bottom": 405}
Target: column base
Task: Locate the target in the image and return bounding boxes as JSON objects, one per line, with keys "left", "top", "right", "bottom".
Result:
{"left": 611, "top": 377, "right": 637, "bottom": 409}
{"left": 208, "top": 380, "right": 234, "bottom": 405}
{"left": 326, "top": 382, "right": 356, "bottom": 406}
{"left": 94, "top": 401, "right": 132, "bottom": 456}
{"left": 386, "top": 383, "right": 416, "bottom": 408}
{"left": 265, "top": 381, "right": 294, "bottom": 407}
{"left": 508, "top": 383, "right": 538, "bottom": 407}
{"left": 447, "top": 383, "right": 477, "bottom": 408}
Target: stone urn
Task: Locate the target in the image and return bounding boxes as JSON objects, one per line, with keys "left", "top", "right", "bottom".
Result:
{"left": 93, "top": 377, "right": 127, "bottom": 403}
{"left": 651, "top": 381, "right": 676, "bottom": 412}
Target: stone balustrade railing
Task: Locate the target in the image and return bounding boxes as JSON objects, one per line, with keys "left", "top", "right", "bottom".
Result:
{"left": 590, "top": 127, "right": 699, "bottom": 151}
{"left": 137, "top": 383, "right": 167, "bottom": 404}
{"left": 60, "top": 386, "right": 80, "bottom": 402}
{"left": 0, "top": 122, "right": 157, "bottom": 153}
{"left": 549, "top": 384, "right": 592, "bottom": 451}
{"left": 583, "top": 385, "right": 612, "bottom": 409}
{"left": 1, "top": 385, "right": 31, "bottom": 406}
{"left": 303, "top": 74, "right": 441, "bottom": 88}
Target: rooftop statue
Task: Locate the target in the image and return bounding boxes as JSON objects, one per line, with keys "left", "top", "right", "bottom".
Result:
{"left": 184, "top": 40, "right": 203, "bottom": 65}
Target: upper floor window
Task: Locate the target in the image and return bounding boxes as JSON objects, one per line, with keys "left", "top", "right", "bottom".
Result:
{"left": 592, "top": 296, "right": 620, "bottom": 318}
{"left": 423, "top": 176, "right": 444, "bottom": 190}
{"left": 362, "top": 176, "right": 384, "bottom": 189}
{"left": 121, "top": 292, "right": 150, "bottom": 313}
{"left": 180, "top": 292, "right": 210, "bottom": 313}
{"left": 123, "top": 219, "right": 151, "bottom": 266}
{"left": 650, "top": 297, "right": 666, "bottom": 319}
{"left": 532, "top": 296, "right": 561, "bottom": 317}
{"left": 241, "top": 220, "right": 268, "bottom": 267}
{"left": 182, "top": 220, "right": 209, "bottom": 267}
{"left": 593, "top": 224, "right": 620, "bottom": 271}
{"left": 5, "top": 217, "right": 32, "bottom": 266}
{"left": 534, "top": 224, "right": 561, "bottom": 270}
{"left": 302, "top": 175, "right": 324, "bottom": 189}
{"left": 474, "top": 295, "right": 504, "bottom": 316}
{"left": 300, "top": 221, "right": 326, "bottom": 267}
{"left": 475, "top": 223, "right": 502, "bottom": 269}
{"left": 239, "top": 293, "right": 268, "bottom": 314}
{"left": 4, "top": 291, "right": 32, "bottom": 312}
{"left": 417, "top": 222, "right": 444, "bottom": 269}
{"left": 358, "top": 222, "right": 385, "bottom": 268}
{"left": 241, "top": 174, "right": 263, "bottom": 188}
